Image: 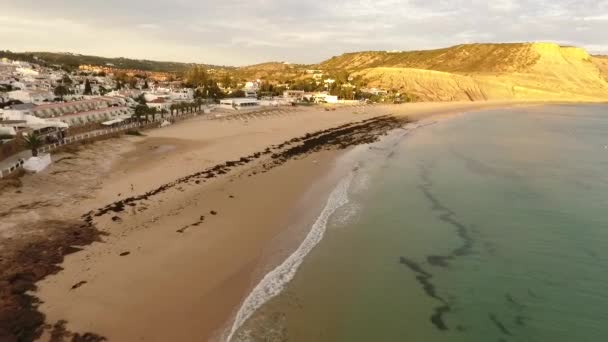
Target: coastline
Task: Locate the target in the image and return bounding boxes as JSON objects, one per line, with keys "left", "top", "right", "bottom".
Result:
{"left": 0, "top": 101, "right": 568, "bottom": 341}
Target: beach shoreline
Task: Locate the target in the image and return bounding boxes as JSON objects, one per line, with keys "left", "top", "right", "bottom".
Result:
{"left": 0, "top": 101, "right": 572, "bottom": 341}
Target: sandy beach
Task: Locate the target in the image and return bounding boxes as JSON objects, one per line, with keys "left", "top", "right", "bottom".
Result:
{"left": 0, "top": 101, "right": 547, "bottom": 341}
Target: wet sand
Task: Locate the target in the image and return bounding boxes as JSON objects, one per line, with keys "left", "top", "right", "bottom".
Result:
{"left": 0, "top": 101, "right": 549, "bottom": 341}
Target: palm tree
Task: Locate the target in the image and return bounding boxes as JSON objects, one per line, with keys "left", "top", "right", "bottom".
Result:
{"left": 134, "top": 105, "right": 148, "bottom": 123}
{"left": 22, "top": 133, "right": 43, "bottom": 157}
{"left": 169, "top": 104, "right": 177, "bottom": 116}
{"left": 160, "top": 108, "right": 168, "bottom": 119}
{"left": 150, "top": 107, "right": 158, "bottom": 122}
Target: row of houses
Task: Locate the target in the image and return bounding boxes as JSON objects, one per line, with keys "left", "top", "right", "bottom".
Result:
{"left": 1, "top": 97, "right": 133, "bottom": 130}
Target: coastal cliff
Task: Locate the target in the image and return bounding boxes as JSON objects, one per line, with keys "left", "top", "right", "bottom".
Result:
{"left": 320, "top": 43, "right": 608, "bottom": 101}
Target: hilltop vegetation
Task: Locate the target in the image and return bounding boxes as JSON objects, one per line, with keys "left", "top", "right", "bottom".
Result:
{"left": 230, "top": 62, "right": 310, "bottom": 83}
{"left": 319, "top": 43, "right": 544, "bottom": 73}
{"left": 0, "top": 50, "right": 225, "bottom": 73}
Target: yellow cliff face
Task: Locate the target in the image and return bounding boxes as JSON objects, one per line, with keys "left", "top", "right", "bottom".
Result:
{"left": 337, "top": 43, "right": 608, "bottom": 102}
{"left": 592, "top": 56, "right": 608, "bottom": 81}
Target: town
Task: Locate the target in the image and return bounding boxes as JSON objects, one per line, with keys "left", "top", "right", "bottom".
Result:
{"left": 0, "top": 54, "right": 398, "bottom": 176}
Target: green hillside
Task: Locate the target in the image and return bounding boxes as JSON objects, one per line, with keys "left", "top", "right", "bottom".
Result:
{"left": 0, "top": 50, "right": 228, "bottom": 73}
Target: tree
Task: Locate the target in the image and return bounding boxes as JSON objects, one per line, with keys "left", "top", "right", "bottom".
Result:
{"left": 169, "top": 103, "right": 177, "bottom": 116}
{"left": 135, "top": 93, "right": 147, "bottom": 105}
{"left": 160, "top": 108, "right": 168, "bottom": 119}
{"left": 54, "top": 85, "right": 70, "bottom": 101}
{"left": 134, "top": 105, "right": 148, "bottom": 123}
{"left": 62, "top": 74, "right": 73, "bottom": 86}
{"left": 143, "top": 80, "right": 149, "bottom": 89}
{"left": 184, "top": 66, "right": 209, "bottom": 88}
{"left": 22, "top": 134, "right": 43, "bottom": 157}
{"left": 128, "top": 77, "right": 138, "bottom": 89}
{"left": 228, "top": 89, "right": 245, "bottom": 98}
{"left": 220, "top": 74, "right": 233, "bottom": 89}
{"left": 84, "top": 79, "right": 92, "bottom": 95}
{"left": 149, "top": 107, "right": 158, "bottom": 122}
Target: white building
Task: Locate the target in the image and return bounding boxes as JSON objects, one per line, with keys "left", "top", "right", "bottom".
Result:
{"left": 7, "top": 89, "right": 54, "bottom": 104}
{"left": 312, "top": 93, "right": 339, "bottom": 104}
{"left": 243, "top": 81, "right": 259, "bottom": 98}
{"left": 170, "top": 88, "right": 194, "bottom": 101}
{"left": 147, "top": 98, "right": 171, "bottom": 112}
{"left": 219, "top": 98, "right": 260, "bottom": 111}
{"left": 0, "top": 109, "right": 69, "bottom": 136}
{"left": 53, "top": 106, "right": 132, "bottom": 126}
{"left": 244, "top": 90, "right": 258, "bottom": 98}
{"left": 361, "top": 88, "right": 388, "bottom": 96}
{"left": 16, "top": 67, "right": 39, "bottom": 76}
{"left": 283, "top": 90, "right": 305, "bottom": 101}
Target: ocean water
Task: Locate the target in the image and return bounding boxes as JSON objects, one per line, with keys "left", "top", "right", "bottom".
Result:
{"left": 230, "top": 104, "right": 608, "bottom": 342}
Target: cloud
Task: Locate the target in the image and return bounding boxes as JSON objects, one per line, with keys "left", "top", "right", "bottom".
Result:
{"left": 1, "top": 0, "right": 607, "bottom": 65}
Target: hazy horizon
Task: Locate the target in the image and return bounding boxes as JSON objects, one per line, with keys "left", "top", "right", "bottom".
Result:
{"left": 2, "top": 0, "right": 608, "bottom": 66}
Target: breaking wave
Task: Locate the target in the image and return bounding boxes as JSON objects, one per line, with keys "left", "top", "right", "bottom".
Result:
{"left": 226, "top": 172, "right": 355, "bottom": 341}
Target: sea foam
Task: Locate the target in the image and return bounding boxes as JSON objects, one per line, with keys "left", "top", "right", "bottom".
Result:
{"left": 226, "top": 172, "right": 355, "bottom": 341}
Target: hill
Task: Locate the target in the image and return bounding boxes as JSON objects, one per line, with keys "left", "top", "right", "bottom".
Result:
{"left": 231, "top": 62, "right": 309, "bottom": 82}
{"left": 0, "top": 50, "right": 227, "bottom": 73}
{"left": 318, "top": 43, "right": 541, "bottom": 73}
{"left": 319, "top": 43, "right": 608, "bottom": 101}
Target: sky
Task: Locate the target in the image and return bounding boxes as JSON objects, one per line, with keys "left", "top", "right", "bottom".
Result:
{"left": 1, "top": 0, "right": 607, "bottom": 66}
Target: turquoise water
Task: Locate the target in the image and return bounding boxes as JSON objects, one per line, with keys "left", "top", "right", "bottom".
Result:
{"left": 232, "top": 105, "right": 608, "bottom": 342}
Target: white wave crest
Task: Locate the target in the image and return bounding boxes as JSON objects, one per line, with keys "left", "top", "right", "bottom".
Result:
{"left": 226, "top": 172, "right": 355, "bottom": 341}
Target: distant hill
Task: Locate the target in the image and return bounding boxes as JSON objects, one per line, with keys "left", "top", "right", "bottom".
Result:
{"left": 232, "top": 62, "right": 309, "bottom": 82}
{"left": 0, "top": 51, "right": 228, "bottom": 73}
{"left": 318, "top": 43, "right": 608, "bottom": 102}
{"left": 318, "top": 43, "right": 541, "bottom": 73}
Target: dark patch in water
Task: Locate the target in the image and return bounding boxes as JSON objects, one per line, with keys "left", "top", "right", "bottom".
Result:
{"left": 505, "top": 293, "right": 525, "bottom": 310}
{"left": 586, "top": 249, "right": 599, "bottom": 259}
{"left": 450, "top": 147, "right": 520, "bottom": 180}
{"left": 399, "top": 162, "right": 477, "bottom": 330}
{"left": 489, "top": 313, "right": 513, "bottom": 336}
{"left": 455, "top": 325, "right": 468, "bottom": 332}
{"left": 399, "top": 257, "right": 450, "bottom": 330}
{"left": 527, "top": 289, "right": 541, "bottom": 299}
{"left": 427, "top": 255, "right": 452, "bottom": 268}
